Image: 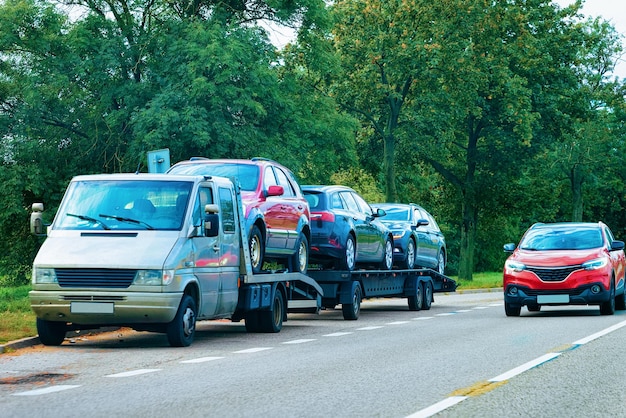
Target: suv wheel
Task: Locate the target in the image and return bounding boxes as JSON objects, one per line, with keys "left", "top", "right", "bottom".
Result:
{"left": 249, "top": 225, "right": 264, "bottom": 274}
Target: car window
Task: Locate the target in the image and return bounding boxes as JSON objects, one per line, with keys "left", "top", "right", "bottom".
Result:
{"left": 339, "top": 191, "right": 360, "bottom": 213}
{"left": 604, "top": 226, "right": 615, "bottom": 248}
{"left": 520, "top": 228, "right": 603, "bottom": 251}
{"left": 304, "top": 192, "right": 321, "bottom": 210}
{"left": 263, "top": 166, "right": 278, "bottom": 190}
{"left": 218, "top": 187, "right": 235, "bottom": 233}
{"left": 168, "top": 163, "right": 259, "bottom": 192}
{"left": 426, "top": 212, "right": 439, "bottom": 232}
{"left": 351, "top": 193, "right": 372, "bottom": 216}
{"left": 193, "top": 186, "right": 214, "bottom": 228}
{"left": 331, "top": 192, "right": 345, "bottom": 209}
{"left": 274, "top": 167, "right": 295, "bottom": 197}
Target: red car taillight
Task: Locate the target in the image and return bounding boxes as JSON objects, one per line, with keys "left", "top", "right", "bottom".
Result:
{"left": 311, "top": 212, "right": 335, "bottom": 222}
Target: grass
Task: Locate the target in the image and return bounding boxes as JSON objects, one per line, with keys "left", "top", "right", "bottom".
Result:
{"left": 0, "top": 272, "right": 503, "bottom": 345}
{"left": 452, "top": 271, "right": 503, "bottom": 291}
{"left": 0, "top": 285, "right": 37, "bottom": 345}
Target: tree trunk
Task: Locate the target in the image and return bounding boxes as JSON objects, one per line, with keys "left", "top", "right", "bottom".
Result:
{"left": 384, "top": 133, "right": 397, "bottom": 202}
{"left": 570, "top": 165, "right": 584, "bottom": 222}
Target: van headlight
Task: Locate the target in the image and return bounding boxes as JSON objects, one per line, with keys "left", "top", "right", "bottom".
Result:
{"left": 582, "top": 258, "right": 608, "bottom": 271}
{"left": 134, "top": 270, "right": 175, "bottom": 286}
{"left": 32, "top": 268, "right": 57, "bottom": 284}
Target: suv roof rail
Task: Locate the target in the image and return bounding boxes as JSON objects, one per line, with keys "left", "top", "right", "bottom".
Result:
{"left": 251, "top": 157, "right": 277, "bottom": 163}
{"left": 189, "top": 157, "right": 210, "bottom": 161}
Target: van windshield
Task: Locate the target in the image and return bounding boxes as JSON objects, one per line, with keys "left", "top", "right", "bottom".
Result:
{"left": 54, "top": 180, "right": 193, "bottom": 231}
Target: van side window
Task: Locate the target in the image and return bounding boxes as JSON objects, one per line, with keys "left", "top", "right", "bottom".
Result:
{"left": 193, "top": 186, "right": 214, "bottom": 228}
{"left": 219, "top": 187, "right": 235, "bottom": 233}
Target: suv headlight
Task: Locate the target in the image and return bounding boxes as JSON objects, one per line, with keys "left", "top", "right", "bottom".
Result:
{"left": 32, "top": 267, "right": 57, "bottom": 284}
{"left": 505, "top": 260, "right": 526, "bottom": 272}
{"left": 134, "top": 269, "right": 175, "bottom": 286}
{"left": 582, "top": 258, "right": 608, "bottom": 271}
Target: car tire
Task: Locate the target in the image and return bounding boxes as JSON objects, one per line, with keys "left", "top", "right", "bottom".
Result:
{"left": 290, "top": 232, "right": 309, "bottom": 274}
{"left": 505, "top": 301, "right": 521, "bottom": 317}
{"left": 338, "top": 234, "right": 356, "bottom": 271}
{"left": 403, "top": 239, "right": 416, "bottom": 270}
{"left": 249, "top": 225, "right": 264, "bottom": 274}
{"left": 436, "top": 251, "right": 445, "bottom": 275}
{"left": 381, "top": 236, "right": 393, "bottom": 270}
{"left": 600, "top": 280, "right": 616, "bottom": 315}
{"left": 616, "top": 288, "right": 626, "bottom": 310}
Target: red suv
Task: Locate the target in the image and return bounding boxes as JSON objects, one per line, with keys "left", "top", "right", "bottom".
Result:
{"left": 168, "top": 158, "right": 310, "bottom": 274}
{"left": 503, "top": 222, "right": 626, "bottom": 316}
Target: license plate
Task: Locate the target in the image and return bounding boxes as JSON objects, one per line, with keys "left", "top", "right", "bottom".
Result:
{"left": 71, "top": 302, "right": 114, "bottom": 314}
{"left": 537, "top": 294, "right": 569, "bottom": 304}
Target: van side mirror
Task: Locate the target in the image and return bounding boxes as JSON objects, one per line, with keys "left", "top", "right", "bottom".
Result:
{"left": 30, "top": 203, "right": 45, "bottom": 235}
{"left": 204, "top": 204, "right": 220, "bottom": 237}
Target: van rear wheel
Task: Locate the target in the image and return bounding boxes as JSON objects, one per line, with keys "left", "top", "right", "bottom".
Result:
{"left": 258, "top": 290, "right": 284, "bottom": 333}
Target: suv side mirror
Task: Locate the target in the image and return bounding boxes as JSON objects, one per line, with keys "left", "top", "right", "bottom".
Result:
{"left": 503, "top": 243, "right": 516, "bottom": 253}
{"left": 204, "top": 204, "right": 220, "bottom": 237}
{"left": 266, "top": 185, "right": 284, "bottom": 197}
{"left": 611, "top": 240, "right": 625, "bottom": 251}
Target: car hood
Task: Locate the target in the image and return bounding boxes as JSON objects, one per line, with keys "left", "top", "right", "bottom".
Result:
{"left": 509, "top": 248, "right": 607, "bottom": 267}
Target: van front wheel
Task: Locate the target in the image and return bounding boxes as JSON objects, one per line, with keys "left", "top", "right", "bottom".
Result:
{"left": 167, "top": 295, "right": 197, "bottom": 347}
{"left": 37, "top": 318, "right": 67, "bottom": 346}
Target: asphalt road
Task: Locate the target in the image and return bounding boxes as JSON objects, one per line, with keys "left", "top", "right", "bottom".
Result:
{"left": 2, "top": 291, "right": 626, "bottom": 418}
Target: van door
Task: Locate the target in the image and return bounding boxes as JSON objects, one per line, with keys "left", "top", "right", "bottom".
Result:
{"left": 192, "top": 186, "right": 220, "bottom": 318}
{"left": 215, "top": 186, "right": 240, "bottom": 315}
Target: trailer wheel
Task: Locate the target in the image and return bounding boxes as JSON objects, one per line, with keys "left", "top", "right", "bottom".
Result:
{"left": 37, "top": 318, "right": 67, "bottom": 346}
{"left": 249, "top": 225, "right": 264, "bottom": 274}
{"left": 167, "top": 295, "right": 197, "bottom": 347}
{"left": 408, "top": 280, "right": 424, "bottom": 311}
{"left": 342, "top": 283, "right": 362, "bottom": 320}
{"left": 422, "top": 280, "right": 433, "bottom": 310}
{"left": 258, "top": 290, "right": 284, "bottom": 333}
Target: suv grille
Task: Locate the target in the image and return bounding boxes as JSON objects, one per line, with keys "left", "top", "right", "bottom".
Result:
{"left": 56, "top": 269, "right": 137, "bottom": 288}
{"left": 526, "top": 265, "right": 582, "bottom": 282}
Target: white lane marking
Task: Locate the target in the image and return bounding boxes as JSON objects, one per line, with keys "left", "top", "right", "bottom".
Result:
{"left": 387, "top": 321, "right": 410, "bottom": 325}
{"left": 489, "top": 303, "right": 503, "bottom": 307}
{"left": 489, "top": 352, "right": 561, "bottom": 382}
{"left": 180, "top": 357, "right": 224, "bottom": 364}
{"left": 106, "top": 369, "right": 161, "bottom": 378}
{"left": 456, "top": 309, "right": 472, "bottom": 313}
{"left": 572, "top": 319, "right": 626, "bottom": 345}
{"left": 233, "top": 347, "right": 273, "bottom": 354}
{"left": 13, "top": 385, "right": 81, "bottom": 396}
{"left": 406, "top": 396, "right": 468, "bottom": 418}
{"left": 413, "top": 317, "right": 434, "bottom": 321}
{"left": 282, "top": 339, "right": 316, "bottom": 344}
{"left": 356, "top": 326, "right": 384, "bottom": 331}
{"left": 435, "top": 313, "right": 455, "bottom": 316}
{"left": 473, "top": 306, "right": 489, "bottom": 310}
{"left": 323, "top": 332, "right": 353, "bottom": 337}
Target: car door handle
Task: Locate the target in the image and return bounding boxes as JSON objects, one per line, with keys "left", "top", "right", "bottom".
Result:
{"left": 213, "top": 245, "right": 220, "bottom": 252}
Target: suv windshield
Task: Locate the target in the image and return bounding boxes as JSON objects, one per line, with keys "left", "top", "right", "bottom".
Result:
{"left": 54, "top": 180, "right": 193, "bottom": 231}
{"left": 519, "top": 227, "right": 603, "bottom": 251}
{"left": 168, "top": 163, "right": 259, "bottom": 192}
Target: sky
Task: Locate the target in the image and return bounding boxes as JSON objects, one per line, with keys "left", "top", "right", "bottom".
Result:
{"left": 555, "top": 0, "right": 626, "bottom": 79}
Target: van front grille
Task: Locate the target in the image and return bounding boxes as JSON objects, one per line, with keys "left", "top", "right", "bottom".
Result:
{"left": 55, "top": 269, "right": 137, "bottom": 288}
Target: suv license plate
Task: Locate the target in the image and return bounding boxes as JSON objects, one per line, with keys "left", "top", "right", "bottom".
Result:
{"left": 537, "top": 295, "right": 569, "bottom": 304}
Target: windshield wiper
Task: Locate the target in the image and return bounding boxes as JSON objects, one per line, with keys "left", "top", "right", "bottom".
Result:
{"left": 99, "top": 214, "right": 154, "bottom": 230}
{"left": 66, "top": 213, "right": 110, "bottom": 230}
